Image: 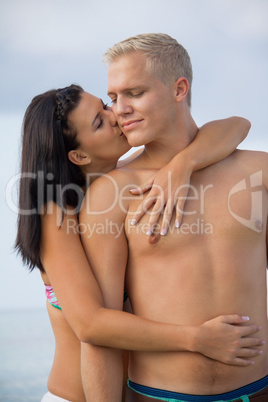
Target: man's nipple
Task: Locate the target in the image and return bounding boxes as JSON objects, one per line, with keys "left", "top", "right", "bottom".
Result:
{"left": 255, "top": 219, "right": 264, "bottom": 232}
{"left": 148, "top": 233, "right": 161, "bottom": 244}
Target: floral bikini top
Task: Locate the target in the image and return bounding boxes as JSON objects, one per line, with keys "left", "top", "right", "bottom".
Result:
{"left": 45, "top": 285, "right": 128, "bottom": 311}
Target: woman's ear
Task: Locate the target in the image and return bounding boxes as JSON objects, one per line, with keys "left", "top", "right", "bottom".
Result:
{"left": 174, "top": 77, "right": 189, "bottom": 103}
{"left": 68, "top": 150, "right": 91, "bottom": 166}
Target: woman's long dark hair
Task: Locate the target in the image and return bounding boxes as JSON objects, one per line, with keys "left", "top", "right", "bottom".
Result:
{"left": 15, "top": 84, "right": 85, "bottom": 273}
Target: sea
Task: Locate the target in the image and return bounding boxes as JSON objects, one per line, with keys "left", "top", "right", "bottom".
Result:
{"left": 0, "top": 309, "right": 54, "bottom": 402}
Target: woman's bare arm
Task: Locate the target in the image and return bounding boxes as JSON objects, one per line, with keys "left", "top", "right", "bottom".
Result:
{"left": 39, "top": 201, "right": 263, "bottom": 365}
{"left": 130, "top": 117, "right": 251, "bottom": 234}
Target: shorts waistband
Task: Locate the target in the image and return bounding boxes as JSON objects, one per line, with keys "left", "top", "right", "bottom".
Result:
{"left": 41, "top": 391, "right": 72, "bottom": 402}
{"left": 127, "top": 375, "right": 268, "bottom": 401}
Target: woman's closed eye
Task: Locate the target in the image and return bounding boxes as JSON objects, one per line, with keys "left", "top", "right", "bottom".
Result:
{"left": 96, "top": 102, "right": 109, "bottom": 129}
{"left": 97, "top": 119, "right": 103, "bottom": 129}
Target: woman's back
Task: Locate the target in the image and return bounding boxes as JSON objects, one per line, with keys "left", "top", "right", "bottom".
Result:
{"left": 43, "top": 277, "right": 86, "bottom": 402}
{"left": 39, "top": 202, "right": 88, "bottom": 402}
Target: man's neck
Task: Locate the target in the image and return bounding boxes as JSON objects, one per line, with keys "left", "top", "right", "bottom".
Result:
{"left": 139, "top": 115, "right": 198, "bottom": 169}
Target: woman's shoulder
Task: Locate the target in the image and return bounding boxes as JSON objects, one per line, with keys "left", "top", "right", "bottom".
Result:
{"left": 41, "top": 201, "right": 79, "bottom": 233}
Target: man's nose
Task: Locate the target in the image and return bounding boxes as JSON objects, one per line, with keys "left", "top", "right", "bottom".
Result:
{"left": 114, "top": 97, "right": 132, "bottom": 116}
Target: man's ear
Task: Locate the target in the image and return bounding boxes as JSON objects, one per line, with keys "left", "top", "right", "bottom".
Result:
{"left": 174, "top": 77, "right": 189, "bottom": 103}
{"left": 68, "top": 150, "right": 91, "bottom": 166}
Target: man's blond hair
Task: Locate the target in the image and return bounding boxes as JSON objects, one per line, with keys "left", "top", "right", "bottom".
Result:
{"left": 103, "top": 33, "right": 193, "bottom": 107}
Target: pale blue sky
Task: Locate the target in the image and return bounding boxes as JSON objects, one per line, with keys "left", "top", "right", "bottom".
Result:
{"left": 1, "top": 0, "right": 267, "bottom": 310}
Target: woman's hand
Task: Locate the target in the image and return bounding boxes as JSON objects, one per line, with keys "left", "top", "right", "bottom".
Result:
{"left": 130, "top": 117, "right": 251, "bottom": 236}
{"left": 194, "top": 315, "right": 264, "bottom": 366}
{"left": 130, "top": 155, "right": 191, "bottom": 235}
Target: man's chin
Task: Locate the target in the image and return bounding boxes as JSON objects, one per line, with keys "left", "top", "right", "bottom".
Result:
{"left": 125, "top": 134, "right": 144, "bottom": 148}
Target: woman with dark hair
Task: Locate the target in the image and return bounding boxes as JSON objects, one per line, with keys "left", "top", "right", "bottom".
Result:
{"left": 16, "top": 84, "right": 263, "bottom": 402}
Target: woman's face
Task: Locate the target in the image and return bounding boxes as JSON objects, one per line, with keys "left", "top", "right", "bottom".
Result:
{"left": 67, "top": 91, "right": 131, "bottom": 170}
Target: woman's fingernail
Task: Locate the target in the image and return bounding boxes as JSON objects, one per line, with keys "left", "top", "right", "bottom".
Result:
{"left": 130, "top": 219, "right": 137, "bottom": 225}
{"left": 129, "top": 189, "right": 136, "bottom": 193}
{"left": 175, "top": 221, "right": 180, "bottom": 228}
{"left": 160, "top": 228, "right": 166, "bottom": 236}
{"left": 242, "top": 316, "right": 250, "bottom": 321}
{"left": 146, "top": 228, "right": 153, "bottom": 236}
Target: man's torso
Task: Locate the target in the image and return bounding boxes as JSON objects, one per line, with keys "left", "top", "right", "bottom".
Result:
{"left": 121, "top": 150, "right": 268, "bottom": 394}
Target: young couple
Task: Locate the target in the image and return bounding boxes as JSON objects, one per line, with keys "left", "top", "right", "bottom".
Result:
{"left": 16, "top": 33, "right": 268, "bottom": 402}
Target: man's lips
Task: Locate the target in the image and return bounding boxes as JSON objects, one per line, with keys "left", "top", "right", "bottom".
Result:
{"left": 121, "top": 119, "right": 143, "bottom": 131}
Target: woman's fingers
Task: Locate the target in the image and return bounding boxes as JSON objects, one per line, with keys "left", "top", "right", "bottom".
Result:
{"left": 175, "top": 184, "right": 189, "bottom": 228}
{"left": 232, "top": 345, "right": 263, "bottom": 366}
{"left": 240, "top": 336, "right": 265, "bottom": 348}
{"left": 130, "top": 192, "right": 163, "bottom": 226}
{"left": 146, "top": 202, "right": 165, "bottom": 235}
{"left": 159, "top": 187, "right": 189, "bottom": 234}
{"left": 159, "top": 200, "right": 175, "bottom": 235}
{"left": 129, "top": 179, "right": 154, "bottom": 195}
{"left": 130, "top": 182, "right": 164, "bottom": 225}
{"left": 200, "top": 314, "right": 265, "bottom": 366}
{"left": 130, "top": 171, "right": 192, "bottom": 235}
{"left": 146, "top": 198, "right": 179, "bottom": 236}
{"left": 175, "top": 199, "right": 185, "bottom": 229}
{"left": 236, "top": 347, "right": 263, "bottom": 358}
{"left": 230, "top": 358, "right": 255, "bottom": 367}
{"left": 219, "top": 314, "right": 251, "bottom": 325}
{"left": 239, "top": 324, "right": 262, "bottom": 338}
{"left": 218, "top": 315, "right": 264, "bottom": 365}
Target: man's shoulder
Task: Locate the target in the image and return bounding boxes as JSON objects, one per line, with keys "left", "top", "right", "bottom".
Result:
{"left": 233, "top": 148, "right": 268, "bottom": 159}
{"left": 226, "top": 149, "right": 268, "bottom": 169}
{"left": 224, "top": 149, "right": 268, "bottom": 189}
{"left": 198, "top": 149, "right": 268, "bottom": 188}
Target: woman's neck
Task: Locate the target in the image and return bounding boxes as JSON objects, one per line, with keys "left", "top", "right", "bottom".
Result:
{"left": 81, "top": 160, "right": 118, "bottom": 191}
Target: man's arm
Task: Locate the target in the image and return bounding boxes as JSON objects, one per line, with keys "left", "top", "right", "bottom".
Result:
{"left": 81, "top": 343, "right": 124, "bottom": 402}
{"left": 79, "top": 171, "right": 128, "bottom": 402}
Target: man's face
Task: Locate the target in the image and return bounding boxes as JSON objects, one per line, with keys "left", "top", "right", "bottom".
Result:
{"left": 107, "top": 51, "right": 178, "bottom": 148}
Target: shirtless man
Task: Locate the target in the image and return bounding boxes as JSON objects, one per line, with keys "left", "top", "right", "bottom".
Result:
{"left": 80, "top": 33, "right": 268, "bottom": 401}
